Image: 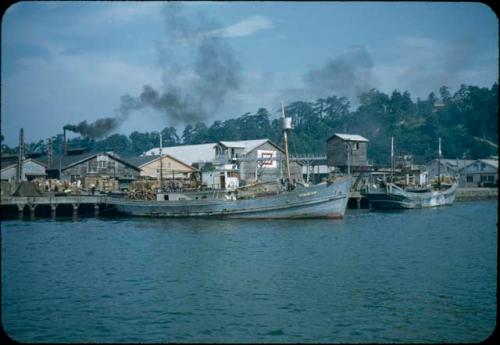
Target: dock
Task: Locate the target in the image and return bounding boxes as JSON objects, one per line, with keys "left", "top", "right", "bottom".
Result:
{"left": 1, "top": 195, "right": 112, "bottom": 219}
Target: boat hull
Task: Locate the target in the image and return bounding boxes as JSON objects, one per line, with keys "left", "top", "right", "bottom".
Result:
{"left": 112, "top": 178, "right": 352, "bottom": 219}
{"left": 364, "top": 182, "right": 458, "bottom": 210}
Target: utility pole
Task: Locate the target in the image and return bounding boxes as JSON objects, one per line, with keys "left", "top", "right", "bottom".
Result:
{"left": 16, "top": 128, "right": 24, "bottom": 182}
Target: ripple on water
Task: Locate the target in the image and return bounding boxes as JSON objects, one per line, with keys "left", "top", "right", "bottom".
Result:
{"left": 1, "top": 201, "right": 497, "bottom": 343}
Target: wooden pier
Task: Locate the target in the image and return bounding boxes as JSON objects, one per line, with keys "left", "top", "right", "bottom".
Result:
{"left": 1, "top": 195, "right": 112, "bottom": 219}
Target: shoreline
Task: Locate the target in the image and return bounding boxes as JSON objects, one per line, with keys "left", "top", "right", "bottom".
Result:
{"left": 455, "top": 187, "right": 498, "bottom": 202}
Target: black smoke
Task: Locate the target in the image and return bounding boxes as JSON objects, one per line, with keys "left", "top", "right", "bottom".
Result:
{"left": 64, "top": 118, "right": 120, "bottom": 139}
{"left": 118, "top": 2, "right": 241, "bottom": 124}
{"left": 303, "top": 45, "right": 377, "bottom": 103}
{"left": 65, "top": 2, "right": 241, "bottom": 138}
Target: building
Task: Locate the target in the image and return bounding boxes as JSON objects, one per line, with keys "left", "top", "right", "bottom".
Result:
{"left": 213, "top": 139, "right": 302, "bottom": 185}
{"left": 458, "top": 159, "right": 498, "bottom": 187}
{"left": 125, "top": 154, "right": 196, "bottom": 180}
{"left": 142, "top": 139, "right": 303, "bottom": 188}
{"left": 39, "top": 148, "right": 141, "bottom": 191}
{"left": 1, "top": 155, "right": 47, "bottom": 182}
{"left": 142, "top": 143, "right": 217, "bottom": 166}
{"left": 326, "top": 133, "right": 369, "bottom": 170}
{"left": 427, "top": 158, "right": 475, "bottom": 179}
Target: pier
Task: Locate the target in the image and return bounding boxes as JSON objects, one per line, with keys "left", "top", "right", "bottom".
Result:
{"left": 1, "top": 195, "right": 112, "bottom": 219}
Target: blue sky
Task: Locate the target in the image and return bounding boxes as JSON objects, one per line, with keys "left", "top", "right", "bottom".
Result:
{"left": 2, "top": 1, "right": 498, "bottom": 145}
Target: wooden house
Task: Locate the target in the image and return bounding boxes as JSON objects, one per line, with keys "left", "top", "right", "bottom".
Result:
{"left": 124, "top": 154, "right": 195, "bottom": 180}
{"left": 458, "top": 159, "right": 498, "bottom": 187}
{"left": 214, "top": 139, "right": 303, "bottom": 185}
{"left": 39, "top": 148, "right": 141, "bottom": 191}
{"left": 326, "top": 133, "right": 369, "bottom": 169}
{"left": 1, "top": 155, "right": 47, "bottom": 182}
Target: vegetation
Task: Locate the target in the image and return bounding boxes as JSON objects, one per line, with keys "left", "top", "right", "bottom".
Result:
{"left": 2, "top": 83, "right": 498, "bottom": 165}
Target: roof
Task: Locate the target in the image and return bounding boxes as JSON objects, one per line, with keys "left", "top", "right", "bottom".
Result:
{"left": 478, "top": 159, "right": 499, "bottom": 168}
{"left": 142, "top": 143, "right": 218, "bottom": 165}
{"left": 217, "top": 139, "right": 270, "bottom": 154}
{"left": 39, "top": 152, "right": 140, "bottom": 171}
{"left": 122, "top": 154, "right": 195, "bottom": 171}
{"left": 458, "top": 158, "right": 499, "bottom": 172}
{"left": 327, "top": 133, "right": 369, "bottom": 142}
{"left": 1, "top": 158, "right": 48, "bottom": 171}
{"left": 432, "top": 159, "right": 475, "bottom": 170}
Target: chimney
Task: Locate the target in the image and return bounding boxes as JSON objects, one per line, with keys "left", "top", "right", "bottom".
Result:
{"left": 47, "top": 138, "right": 53, "bottom": 167}
{"left": 16, "top": 128, "right": 24, "bottom": 182}
{"left": 63, "top": 128, "right": 67, "bottom": 155}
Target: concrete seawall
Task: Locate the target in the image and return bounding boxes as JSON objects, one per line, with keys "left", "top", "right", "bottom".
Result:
{"left": 455, "top": 188, "right": 498, "bottom": 202}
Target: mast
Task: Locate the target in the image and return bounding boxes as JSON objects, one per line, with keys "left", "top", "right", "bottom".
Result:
{"left": 390, "top": 136, "right": 394, "bottom": 183}
{"left": 159, "top": 133, "right": 163, "bottom": 191}
{"left": 281, "top": 101, "right": 292, "bottom": 183}
{"left": 437, "top": 137, "right": 442, "bottom": 190}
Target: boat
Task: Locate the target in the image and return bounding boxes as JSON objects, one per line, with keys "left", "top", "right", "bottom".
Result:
{"left": 363, "top": 137, "right": 458, "bottom": 209}
{"left": 363, "top": 180, "right": 458, "bottom": 209}
{"left": 111, "top": 102, "right": 352, "bottom": 219}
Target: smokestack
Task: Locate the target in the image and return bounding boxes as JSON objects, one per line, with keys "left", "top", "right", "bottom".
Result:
{"left": 63, "top": 128, "right": 67, "bottom": 155}
{"left": 16, "top": 128, "right": 24, "bottom": 182}
{"left": 47, "top": 138, "right": 53, "bottom": 168}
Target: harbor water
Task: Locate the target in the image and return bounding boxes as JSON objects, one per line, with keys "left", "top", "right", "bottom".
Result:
{"left": 1, "top": 200, "right": 497, "bottom": 343}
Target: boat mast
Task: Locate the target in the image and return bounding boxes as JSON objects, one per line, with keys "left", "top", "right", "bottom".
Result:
{"left": 437, "top": 137, "right": 442, "bottom": 190}
{"left": 390, "top": 136, "right": 394, "bottom": 183}
{"left": 281, "top": 101, "right": 292, "bottom": 183}
{"left": 159, "top": 132, "right": 163, "bottom": 191}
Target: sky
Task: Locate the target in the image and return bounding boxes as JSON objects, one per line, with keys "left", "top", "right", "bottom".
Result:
{"left": 1, "top": 1, "right": 498, "bottom": 145}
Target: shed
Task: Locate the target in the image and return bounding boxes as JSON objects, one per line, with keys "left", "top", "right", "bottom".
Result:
{"left": 326, "top": 133, "right": 369, "bottom": 168}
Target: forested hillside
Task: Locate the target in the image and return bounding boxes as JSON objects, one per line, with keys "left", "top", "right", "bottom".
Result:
{"left": 3, "top": 83, "right": 497, "bottom": 165}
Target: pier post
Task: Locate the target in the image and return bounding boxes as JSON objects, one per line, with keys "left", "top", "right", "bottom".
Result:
{"left": 28, "top": 204, "right": 37, "bottom": 219}
{"left": 94, "top": 204, "right": 99, "bottom": 217}
{"left": 17, "top": 204, "right": 24, "bottom": 219}
{"left": 50, "top": 204, "right": 58, "bottom": 219}
{"left": 72, "top": 203, "right": 79, "bottom": 218}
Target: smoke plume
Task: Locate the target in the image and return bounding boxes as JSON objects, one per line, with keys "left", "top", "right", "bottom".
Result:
{"left": 64, "top": 2, "right": 241, "bottom": 138}
{"left": 118, "top": 2, "right": 241, "bottom": 124}
{"left": 302, "top": 45, "right": 377, "bottom": 103}
{"left": 64, "top": 118, "right": 121, "bottom": 139}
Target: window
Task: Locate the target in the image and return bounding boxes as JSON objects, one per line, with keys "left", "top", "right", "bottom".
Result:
{"left": 487, "top": 175, "right": 494, "bottom": 182}
{"left": 466, "top": 175, "right": 473, "bottom": 183}
{"left": 480, "top": 175, "right": 488, "bottom": 182}
{"left": 98, "top": 160, "right": 106, "bottom": 168}
{"left": 353, "top": 142, "right": 360, "bottom": 150}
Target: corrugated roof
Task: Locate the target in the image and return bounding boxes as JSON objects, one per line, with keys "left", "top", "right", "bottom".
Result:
{"left": 122, "top": 155, "right": 160, "bottom": 167}
{"left": 328, "top": 133, "right": 369, "bottom": 142}
{"left": 39, "top": 152, "right": 140, "bottom": 171}
{"left": 478, "top": 159, "right": 498, "bottom": 168}
{"left": 142, "top": 143, "right": 217, "bottom": 165}
{"left": 122, "top": 154, "right": 195, "bottom": 171}
{"left": 218, "top": 139, "right": 269, "bottom": 154}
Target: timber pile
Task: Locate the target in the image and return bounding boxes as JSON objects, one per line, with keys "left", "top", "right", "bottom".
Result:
{"left": 128, "top": 180, "right": 159, "bottom": 200}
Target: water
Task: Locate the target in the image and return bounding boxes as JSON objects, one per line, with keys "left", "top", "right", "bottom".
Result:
{"left": 1, "top": 201, "right": 497, "bottom": 343}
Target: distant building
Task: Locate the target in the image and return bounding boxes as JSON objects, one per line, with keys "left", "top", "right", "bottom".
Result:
{"left": 458, "top": 159, "right": 498, "bottom": 187}
{"left": 1, "top": 155, "right": 47, "bottom": 182}
{"left": 124, "top": 154, "right": 196, "bottom": 180}
{"left": 37, "top": 149, "right": 141, "bottom": 191}
{"left": 326, "top": 133, "right": 369, "bottom": 170}
{"left": 427, "top": 158, "right": 475, "bottom": 179}
{"left": 141, "top": 139, "right": 303, "bottom": 187}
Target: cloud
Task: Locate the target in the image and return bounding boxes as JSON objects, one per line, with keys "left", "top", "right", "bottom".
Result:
{"left": 207, "top": 15, "right": 273, "bottom": 38}
{"left": 176, "top": 15, "right": 273, "bottom": 42}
